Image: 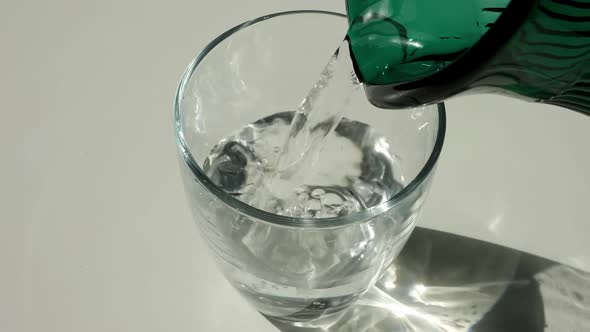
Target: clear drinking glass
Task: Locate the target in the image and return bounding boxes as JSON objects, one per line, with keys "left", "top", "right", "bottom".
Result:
{"left": 174, "top": 10, "right": 445, "bottom": 325}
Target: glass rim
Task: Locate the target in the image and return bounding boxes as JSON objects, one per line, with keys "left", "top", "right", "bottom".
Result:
{"left": 174, "top": 10, "right": 446, "bottom": 229}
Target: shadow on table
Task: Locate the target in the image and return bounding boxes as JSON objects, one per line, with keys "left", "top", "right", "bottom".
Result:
{"left": 266, "top": 227, "right": 590, "bottom": 332}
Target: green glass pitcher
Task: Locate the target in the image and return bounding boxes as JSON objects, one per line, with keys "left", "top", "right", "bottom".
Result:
{"left": 346, "top": 0, "right": 590, "bottom": 115}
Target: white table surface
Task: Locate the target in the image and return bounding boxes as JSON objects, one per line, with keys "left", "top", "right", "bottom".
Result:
{"left": 1, "top": 1, "right": 589, "bottom": 331}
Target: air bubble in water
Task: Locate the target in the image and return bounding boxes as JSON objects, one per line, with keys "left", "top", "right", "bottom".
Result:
{"left": 306, "top": 199, "right": 322, "bottom": 212}
{"left": 323, "top": 193, "right": 343, "bottom": 207}
{"left": 311, "top": 188, "right": 326, "bottom": 199}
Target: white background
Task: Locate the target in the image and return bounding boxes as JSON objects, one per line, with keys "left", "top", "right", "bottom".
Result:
{"left": 1, "top": 1, "right": 589, "bottom": 331}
